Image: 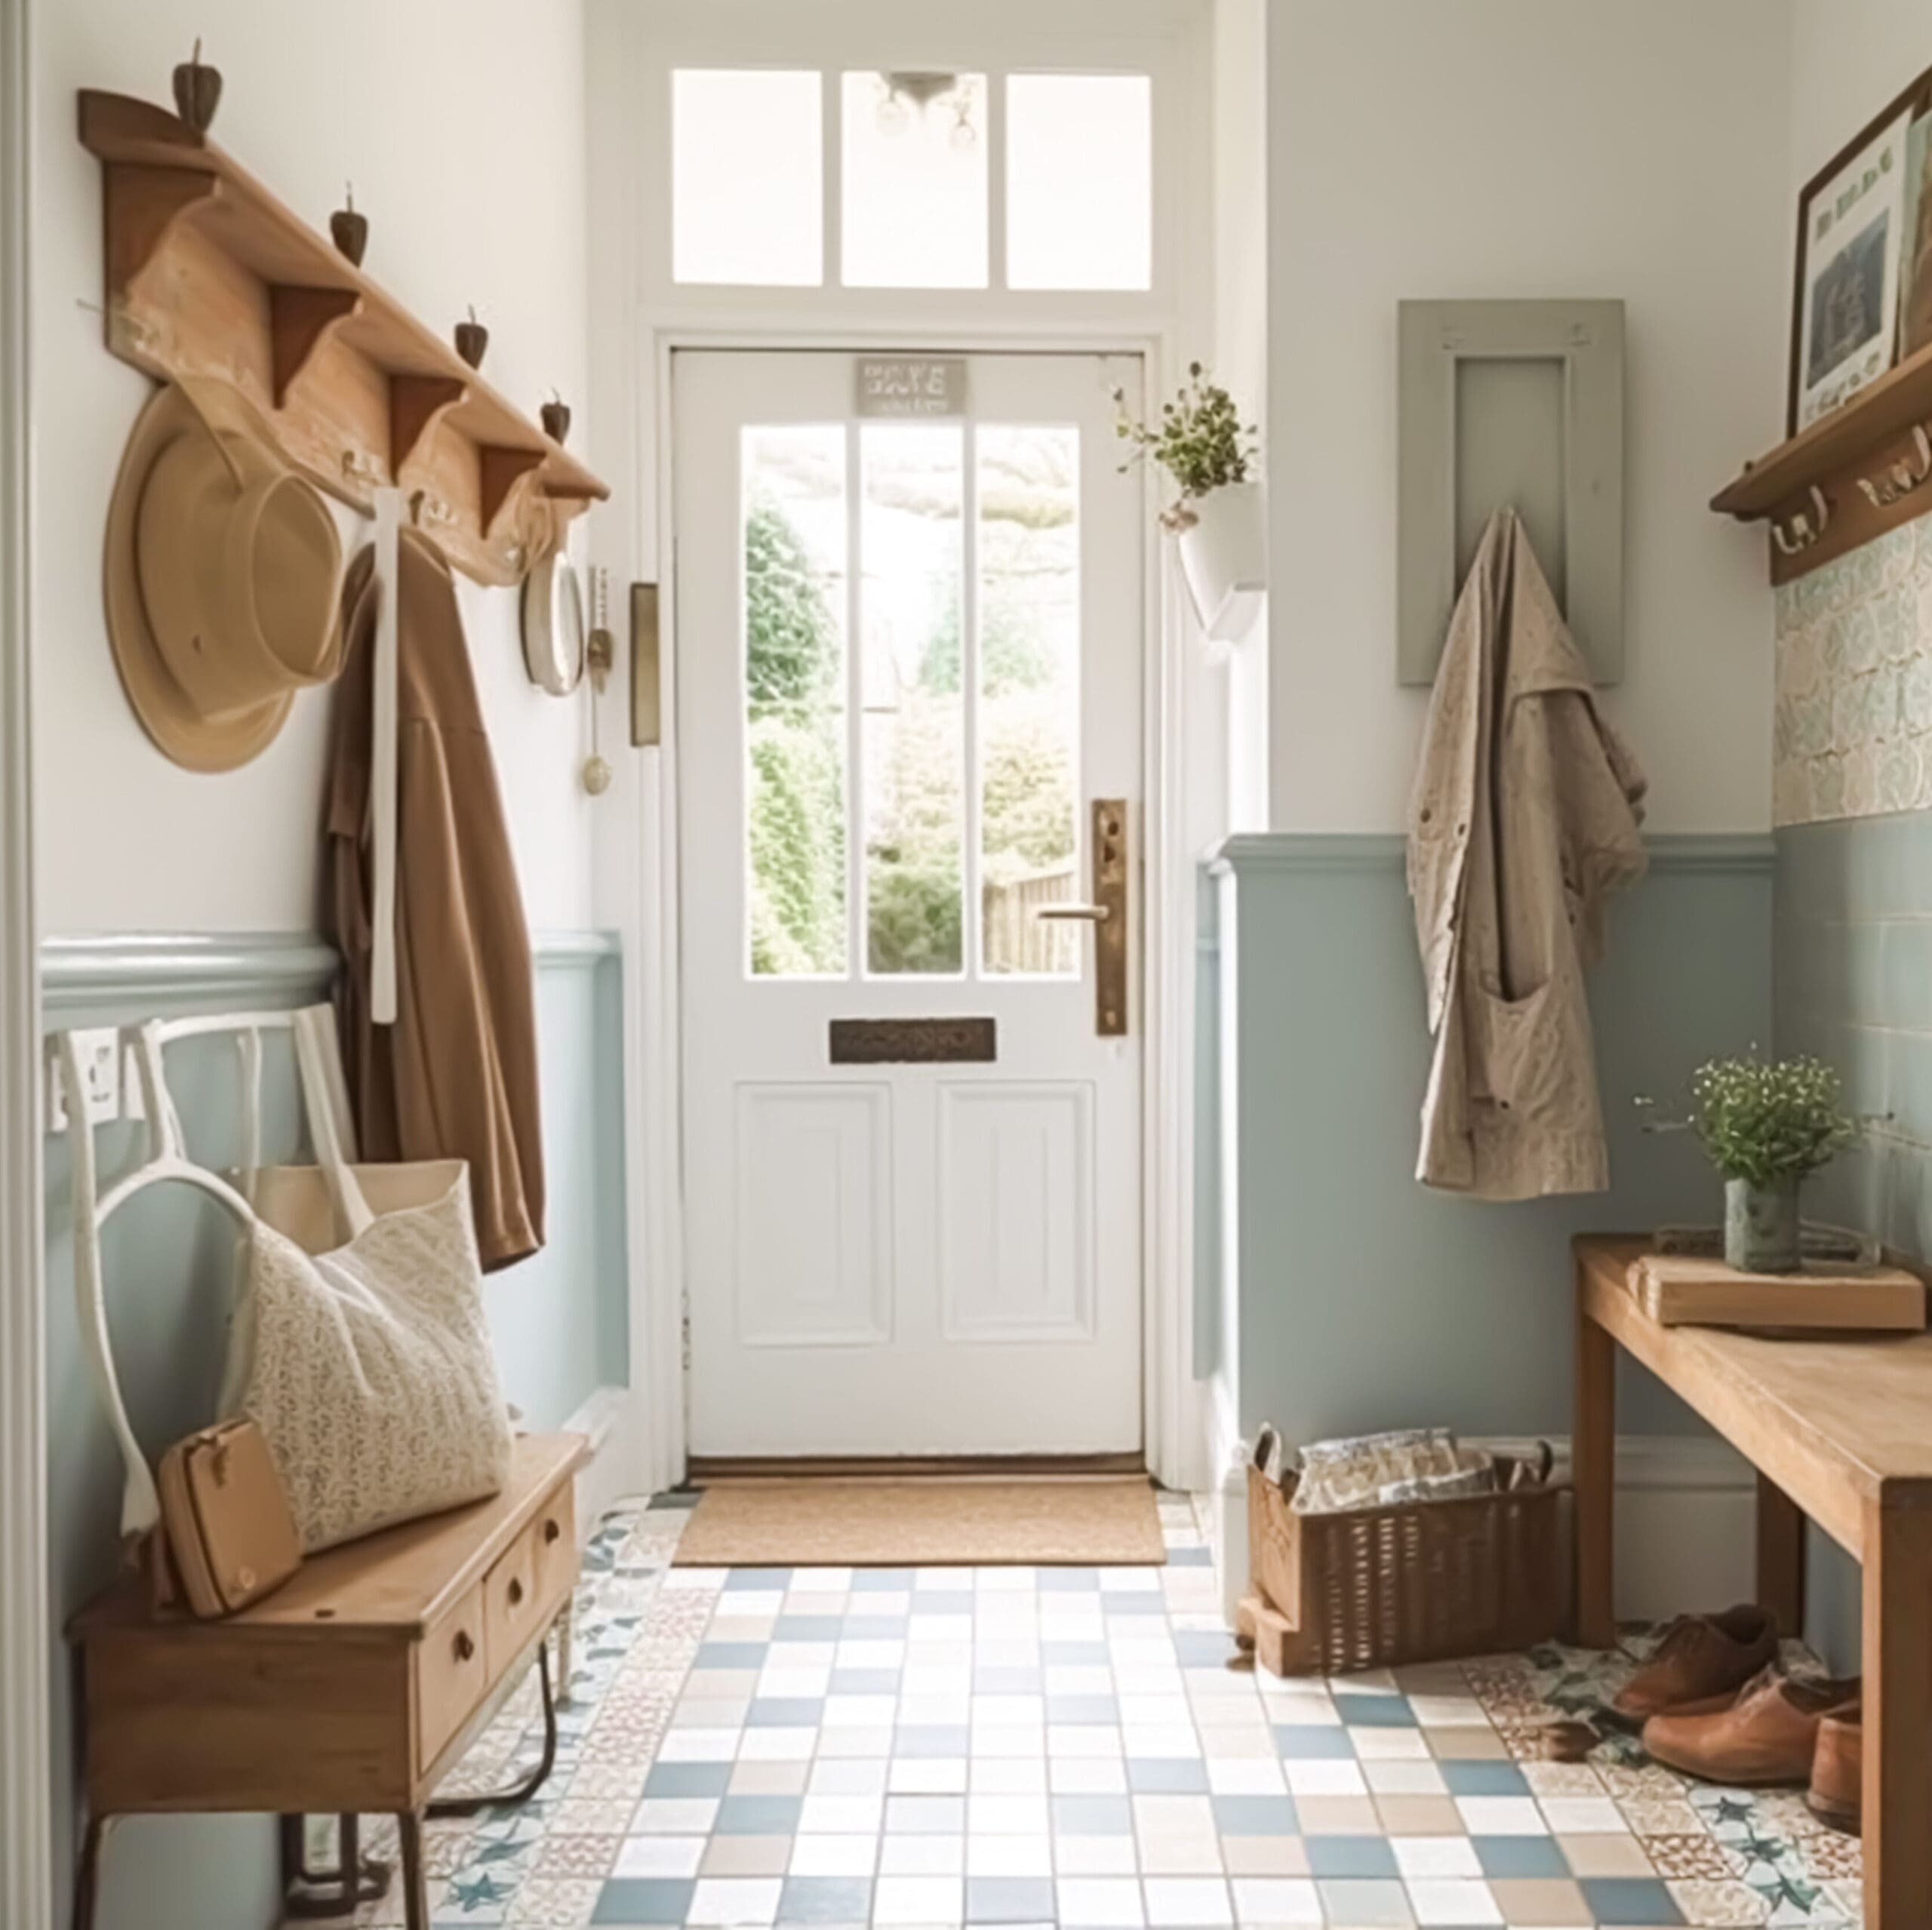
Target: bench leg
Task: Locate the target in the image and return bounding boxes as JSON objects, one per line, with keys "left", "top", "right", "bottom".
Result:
{"left": 427, "top": 1636, "right": 558, "bottom": 1819}
{"left": 1755, "top": 1473, "right": 1806, "bottom": 1639}
{"left": 72, "top": 1814, "right": 115, "bottom": 1930}
{"left": 555, "top": 1598, "right": 574, "bottom": 1706}
{"left": 1572, "top": 1298, "right": 1617, "bottom": 1647}
{"left": 1865, "top": 1497, "right": 1932, "bottom": 1929}
{"left": 398, "top": 1811, "right": 429, "bottom": 1930}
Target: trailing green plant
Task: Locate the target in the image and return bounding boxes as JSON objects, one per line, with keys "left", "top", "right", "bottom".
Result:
{"left": 1687, "top": 1054, "right": 1856, "bottom": 1188}
{"left": 1111, "top": 363, "right": 1259, "bottom": 530}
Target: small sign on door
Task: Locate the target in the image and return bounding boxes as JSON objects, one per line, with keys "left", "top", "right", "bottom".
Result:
{"left": 854, "top": 356, "right": 968, "bottom": 419}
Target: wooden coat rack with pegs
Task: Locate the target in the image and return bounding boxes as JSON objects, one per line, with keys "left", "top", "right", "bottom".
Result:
{"left": 76, "top": 89, "right": 608, "bottom": 585}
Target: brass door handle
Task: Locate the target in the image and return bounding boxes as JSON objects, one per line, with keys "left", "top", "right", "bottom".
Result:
{"left": 1035, "top": 904, "right": 1112, "bottom": 923}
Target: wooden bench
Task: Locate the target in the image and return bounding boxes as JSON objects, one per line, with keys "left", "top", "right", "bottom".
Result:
{"left": 1574, "top": 1235, "right": 1932, "bottom": 1930}
{"left": 69, "top": 1431, "right": 588, "bottom": 1930}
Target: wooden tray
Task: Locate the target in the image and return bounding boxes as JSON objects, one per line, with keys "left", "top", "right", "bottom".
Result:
{"left": 1630, "top": 1252, "right": 1927, "bottom": 1331}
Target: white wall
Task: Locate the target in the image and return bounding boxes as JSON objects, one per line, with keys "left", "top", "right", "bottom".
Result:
{"left": 1266, "top": 0, "right": 1791, "bottom": 834}
{"left": 32, "top": 0, "right": 595, "bottom": 935}
{"left": 1790, "top": 0, "right": 1932, "bottom": 198}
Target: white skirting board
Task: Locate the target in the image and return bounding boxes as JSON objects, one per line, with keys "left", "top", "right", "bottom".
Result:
{"left": 561, "top": 1384, "right": 641, "bottom": 1547}
{"left": 1208, "top": 1432, "right": 1758, "bottom": 1632}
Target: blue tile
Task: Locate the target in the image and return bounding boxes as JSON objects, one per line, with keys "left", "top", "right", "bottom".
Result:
{"left": 976, "top": 1666, "right": 1044, "bottom": 1692}
{"left": 1212, "top": 1794, "right": 1297, "bottom": 1836}
{"left": 1306, "top": 1836, "right": 1398, "bottom": 1878}
{"left": 1578, "top": 1876, "right": 1684, "bottom": 1925}
{"left": 695, "top": 1642, "right": 768, "bottom": 1668}
{"left": 723, "top": 1566, "right": 792, "bottom": 1590}
{"left": 1167, "top": 1545, "right": 1214, "bottom": 1566}
{"left": 779, "top": 1876, "right": 874, "bottom": 1924}
{"left": 1441, "top": 1759, "right": 1529, "bottom": 1796}
{"left": 966, "top": 1875, "right": 1056, "bottom": 1922}
{"left": 1275, "top": 1726, "right": 1355, "bottom": 1759}
{"left": 747, "top": 1698, "right": 823, "bottom": 1726}
{"left": 1042, "top": 1641, "right": 1110, "bottom": 1664}
{"left": 831, "top": 1668, "right": 901, "bottom": 1694}
{"left": 774, "top": 1615, "right": 846, "bottom": 1640}
{"left": 851, "top": 1567, "right": 915, "bottom": 1590}
{"left": 1102, "top": 1593, "right": 1168, "bottom": 1615}
{"left": 1053, "top": 1793, "right": 1134, "bottom": 1833}
{"left": 1174, "top": 1630, "right": 1241, "bottom": 1665}
{"left": 1128, "top": 1758, "right": 1208, "bottom": 1793}
{"left": 1473, "top": 1834, "right": 1566, "bottom": 1878}
{"left": 1332, "top": 1692, "right": 1414, "bottom": 1728}
{"left": 646, "top": 1491, "right": 701, "bottom": 1511}
{"left": 592, "top": 1878, "right": 692, "bottom": 1924}
{"left": 913, "top": 1589, "right": 977, "bottom": 1612}
{"left": 895, "top": 1724, "right": 972, "bottom": 1757}
{"left": 1038, "top": 1567, "right": 1100, "bottom": 1590}
{"left": 1047, "top": 1695, "right": 1120, "bottom": 1724}
{"left": 714, "top": 1793, "right": 804, "bottom": 1835}
{"left": 642, "top": 1762, "right": 730, "bottom": 1797}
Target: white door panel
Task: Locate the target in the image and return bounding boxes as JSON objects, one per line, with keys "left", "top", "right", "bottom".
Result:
{"left": 675, "top": 349, "right": 1143, "bottom": 1457}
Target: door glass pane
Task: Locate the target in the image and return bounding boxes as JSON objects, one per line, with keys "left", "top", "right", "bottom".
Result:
{"left": 841, "top": 71, "right": 989, "bottom": 288}
{"left": 673, "top": 70, "right": 823, "bottom": 285}
{"left": 979, "top": 426, "right": 1081, "bottom": 976}
{"left": 860, "top": 426, "right": 964, "bottom": 976}
{"left": 1006, "top": 74, "right": 1152, "bottom": 290}
{"left": 744, "top": 426, "right": 848, "bottom": 976}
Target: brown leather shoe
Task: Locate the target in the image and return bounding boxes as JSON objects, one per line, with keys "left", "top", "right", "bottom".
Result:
{"left": 1643, "top": 1667, "right": 1860, "bottom": 1785}
{"left": 1612, "top": 1605, "right": 1780, "bottom": 1719}
{"left": 1808, "top": 1701, "right": 1862, "bottom": 1834}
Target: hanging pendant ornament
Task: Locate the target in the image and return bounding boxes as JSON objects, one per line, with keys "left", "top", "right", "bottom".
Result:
{"left": 582, "top": 567, "right": 615, "bottom": 797}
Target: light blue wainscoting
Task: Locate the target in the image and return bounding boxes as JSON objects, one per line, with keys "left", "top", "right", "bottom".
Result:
{"left": 41, "top": 930, "right": 628, "bottom": 1930}
{"left": 1198, "top": 834, "right": 1774, "bottom": 1456}
{"left": 1774, "top": 812, "right": 1932, "bottom": 1671}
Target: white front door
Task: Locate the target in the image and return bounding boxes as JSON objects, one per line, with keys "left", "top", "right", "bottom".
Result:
{"left": 675, "top": 349, "right": 1143, "bottom": 1459}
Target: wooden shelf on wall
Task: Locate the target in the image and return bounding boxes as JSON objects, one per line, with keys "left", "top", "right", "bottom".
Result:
{"left": 1712, "top": 338, "right": 1932, "bottom": 584}
{"left": 77, "top": 90, "right": 608, "bottom": 586}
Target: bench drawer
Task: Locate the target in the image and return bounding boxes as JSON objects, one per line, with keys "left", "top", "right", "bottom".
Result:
{"left": 484, "top": 1525, "right": 543, "bottom": 1670}
{"left": 531, "top": 1481, "right": 575, "bottom": 1615}
{"left": 418, "top": 1582, "right": 488, "bottom": 1772}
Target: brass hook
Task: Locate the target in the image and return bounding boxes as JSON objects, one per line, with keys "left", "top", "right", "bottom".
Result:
{"left": 1857, "top": 426, "right": 1932, "bottom": 510}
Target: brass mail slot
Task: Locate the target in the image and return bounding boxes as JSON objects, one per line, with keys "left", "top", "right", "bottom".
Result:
{"left": 829, "top": 1018, "right": 996, "bottom": 1065}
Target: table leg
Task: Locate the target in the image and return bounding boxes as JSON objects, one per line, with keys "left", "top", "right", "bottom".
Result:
{"left": 1755, "top": 1473, "right": 1807, "bottom": 1638}
{"left": 398, "top": 1810, "right": 429, "bottom": 1930}
{"left": 1864, "top": 1495, "right": 1932, "bottom": 1929}
{"left": 72, "top": 1814, "right": 115, "bottom": 1930}
{"left": 1573, "top": 1294, "right": 1617, "bottom": 1648}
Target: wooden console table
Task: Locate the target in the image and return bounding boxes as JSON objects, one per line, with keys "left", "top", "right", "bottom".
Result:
{"left": 1574, "top": 1236, "right": 1932, "bottom": 1929}
{"left": 70, "top": 1431, "right": 587, "bottom": 1930}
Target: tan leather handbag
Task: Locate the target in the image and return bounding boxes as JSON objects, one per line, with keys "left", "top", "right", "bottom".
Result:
{"left": 155, "top": 1419, "right": 302, "bottom": 1618}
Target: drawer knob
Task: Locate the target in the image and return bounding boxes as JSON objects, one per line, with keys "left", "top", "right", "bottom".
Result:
{"left": 543, "top": 1518, "right": 561, "bottom": 1545}
{"left": 507, "top": 1577, "right": 525, "bottom": 1607}
{"left": 453, "top": 1629, "right": 475, "bottom": 1662}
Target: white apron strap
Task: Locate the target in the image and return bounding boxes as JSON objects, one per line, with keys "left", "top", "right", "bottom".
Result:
{"left": 291, "top": 1004, "right": 375, "bottom": 1239}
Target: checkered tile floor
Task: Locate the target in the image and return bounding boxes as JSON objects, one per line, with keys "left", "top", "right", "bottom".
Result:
{"left": 306, "top": 1492, "right": 1862, "bottom": 1928}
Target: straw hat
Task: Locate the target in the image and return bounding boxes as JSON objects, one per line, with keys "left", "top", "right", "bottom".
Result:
{"left": 104, "top": 377, "right": 346, "bottom": 771}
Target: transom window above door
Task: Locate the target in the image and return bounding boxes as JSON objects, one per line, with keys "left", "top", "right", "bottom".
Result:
{"left": 670, "top": 68, "right": 1152, "bottom": 291}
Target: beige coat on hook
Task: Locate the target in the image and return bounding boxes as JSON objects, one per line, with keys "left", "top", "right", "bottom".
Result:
{"left": 1408, "top": 509, "right": 1647, "bottom": 1199}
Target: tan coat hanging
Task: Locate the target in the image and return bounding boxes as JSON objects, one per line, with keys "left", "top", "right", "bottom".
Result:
{"left": 324, "top": 530, "right": 546, "bottom": 1269}
{"left": 1407, "top": 509, "right": 1647, "bottom": 1200}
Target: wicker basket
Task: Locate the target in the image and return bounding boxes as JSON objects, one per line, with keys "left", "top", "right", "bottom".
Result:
{"left": 1241, "top": 1430, "right": 1566, "bottom": 1675}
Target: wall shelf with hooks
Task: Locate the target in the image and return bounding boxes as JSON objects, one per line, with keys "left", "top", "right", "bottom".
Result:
{"left": 1712, "top": 337, "right": 1932, "bottom": 584}
{"left": 77, "top": 89, "right": 608, "bottom": 585}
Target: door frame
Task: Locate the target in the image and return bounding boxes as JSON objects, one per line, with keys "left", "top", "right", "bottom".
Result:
{"left": 636, "top": 322, "right": 1205, "bottom": 1489}
{"left": 0, "top": 0, "right": 51, "bottom": 1921}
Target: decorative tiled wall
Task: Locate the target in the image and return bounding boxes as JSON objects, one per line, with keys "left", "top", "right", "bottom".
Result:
{"left": 1773, "top": 512, "right": 1932, "bottom": 825}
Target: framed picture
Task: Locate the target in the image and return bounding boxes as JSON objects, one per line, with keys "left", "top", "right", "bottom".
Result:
{"left": 1901, "top": 110, "right": 1932, "bottom": 360}
{"left": 1792, "top": 103, "right": 1915, "bottom": 431}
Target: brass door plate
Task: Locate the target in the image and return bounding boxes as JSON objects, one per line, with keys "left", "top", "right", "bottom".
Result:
{"left": 829, "top": 1017, "right": 996, "bottom": 1064}
{"left": 630, "top": 582, "right": 661, "bottom": 747}
{"left": 1092, "top": 798, "right": 1128, "bottom": 1036}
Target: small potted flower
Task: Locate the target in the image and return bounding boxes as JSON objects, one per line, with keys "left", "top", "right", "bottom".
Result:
{"left": 1687, "top": 1054, "right": 1857, "bottom": 1272}
{"left": 1112, "top": 364, "right": 1263, "bottom": 642}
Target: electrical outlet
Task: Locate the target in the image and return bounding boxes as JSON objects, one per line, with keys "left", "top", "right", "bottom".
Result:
{"left": 45, "top": 1028, "right": 144, "bottom": 1135}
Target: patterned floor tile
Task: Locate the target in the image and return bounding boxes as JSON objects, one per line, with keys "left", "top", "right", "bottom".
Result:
{"left": 281, "top": 1496, "right": 1864, "bottom": 1928}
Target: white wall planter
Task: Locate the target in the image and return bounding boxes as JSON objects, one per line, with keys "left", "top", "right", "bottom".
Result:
{"left": 1177, "top": 480, "right": 1266, "bottom": 643}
